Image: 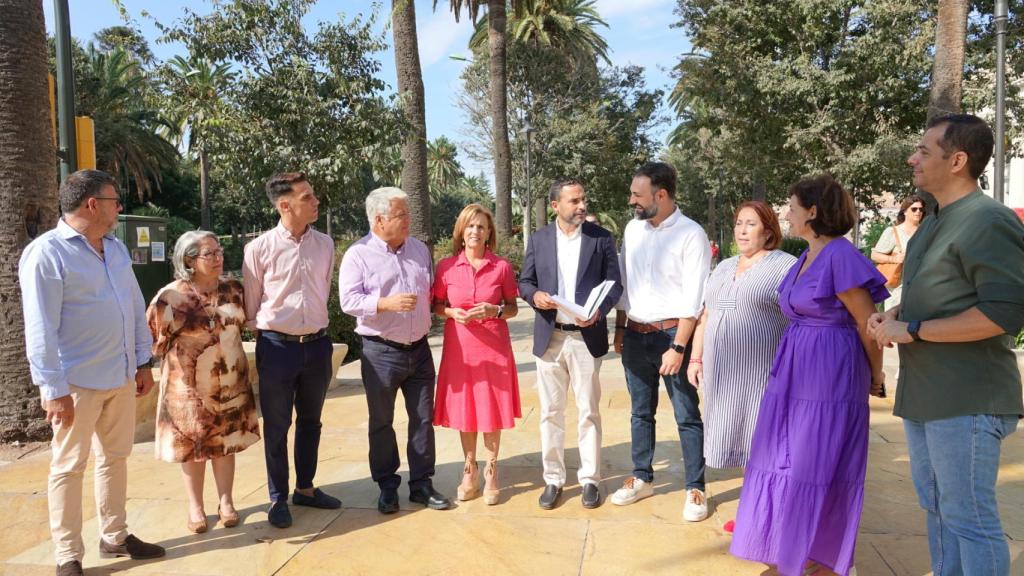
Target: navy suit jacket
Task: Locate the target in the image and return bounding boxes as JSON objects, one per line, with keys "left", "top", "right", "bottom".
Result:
{"left": 518, "top": 221, "right": 623, "bottom": 358}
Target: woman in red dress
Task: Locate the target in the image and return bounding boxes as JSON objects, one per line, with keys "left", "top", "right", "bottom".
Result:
{"left": 432, "top": 204, "right": 521, "bottom": 505}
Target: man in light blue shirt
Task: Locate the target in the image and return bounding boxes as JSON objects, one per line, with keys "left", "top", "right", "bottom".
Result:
{"left": 19, "top": 170, "right": 164, "bottom": 576}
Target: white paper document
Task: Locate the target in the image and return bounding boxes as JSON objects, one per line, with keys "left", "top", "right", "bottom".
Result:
{"left": 550, "top": 280, "right": 616, "bottom": 322}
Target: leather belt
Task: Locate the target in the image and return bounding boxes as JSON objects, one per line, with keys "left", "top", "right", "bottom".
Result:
{"left": 626, "top": 319, "right": 679, "bottom": 334}
{"left": 363, "top": 335, "right": 427, "bottom": 351}
{"left": 553, "top": 322, "right": 581, "bottom": 332}
{"left": 261, "top": 329, "right": 327, "bottom": 343}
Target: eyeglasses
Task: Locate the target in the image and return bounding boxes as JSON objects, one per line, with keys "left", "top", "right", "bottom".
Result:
{"left": 383, "top": 211, "right": 410, "bottom": 221}
{"left": 908, "top": 207, "right": 924, "bottom": 213}
{"left": 93, "top": 196, "right": 123, "bottom": 208}
{"left": 196, "top": 249, "right": 225, "bottom": 260}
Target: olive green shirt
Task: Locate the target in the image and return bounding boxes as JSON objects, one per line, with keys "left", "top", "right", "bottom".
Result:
{"left": 895, "top": 189, "right": 1024, "bottom": 421}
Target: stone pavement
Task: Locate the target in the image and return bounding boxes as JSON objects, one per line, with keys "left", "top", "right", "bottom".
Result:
{"left": 1, "top": 304, "right": 1021, "bottom": 575}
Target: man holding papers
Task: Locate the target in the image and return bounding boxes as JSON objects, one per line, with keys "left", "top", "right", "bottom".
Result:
{"left": 519, "top": 178, "right": 622, "bottom": 510}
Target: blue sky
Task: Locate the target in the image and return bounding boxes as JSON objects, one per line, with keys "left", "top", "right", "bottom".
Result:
{"left": 45, "top": 0, "right": 691, "bottom": 178}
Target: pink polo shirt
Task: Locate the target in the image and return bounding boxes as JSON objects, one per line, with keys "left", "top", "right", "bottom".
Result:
{"left": 242, "top": 222, "right": 335, "bottom": 334}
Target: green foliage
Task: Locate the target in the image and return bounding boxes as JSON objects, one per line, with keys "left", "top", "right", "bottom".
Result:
{"left": 862, "top": 217, "right": 893, "bottom": 252}
{"left": 669, "top": 0, "right": 934, "bottom": 209}
{"left": 1015, "top": 328, "right": 1024, "bottom": 350}
{"left": 158, "top": 0, "right": 406, "bottom": 235}
{"left": 779, "top": 236, "right": 809, "bottom": 258}
{"left": 468, "top": 0, "right": 611, "bottom": 66}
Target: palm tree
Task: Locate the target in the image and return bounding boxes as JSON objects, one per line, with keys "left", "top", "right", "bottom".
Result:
{"left": 392, "top": 0, "right": 433, "bottom": 247}
{"left": 469, "top": 0, "right": 610, "bottom": 67}
{"left": 0, "top": 0, "right": 60, "bottom": 441}
{"left": 427, "top": 136, "right": 464, "bottom": 199}
{"left": 163, "top": 55, "right": 235, "bottom": 230}
{"left": 435, "top": 0, "right": 528, "bottom": 244}
{"left": 80, "top": 45, "right": 179, "bottom": 204}
{"left": 927, "top": 0, "right": 969, "bottom": 122}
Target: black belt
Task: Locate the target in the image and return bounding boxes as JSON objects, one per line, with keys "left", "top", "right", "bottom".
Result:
{"left": 261, "top": 329, "right": 327, "bottom": 343}
{"left": 554, "top": 322, "right": 581, "bottom": 332}
{"left": 363, "top": 335, "right": 427, "bottom": 351}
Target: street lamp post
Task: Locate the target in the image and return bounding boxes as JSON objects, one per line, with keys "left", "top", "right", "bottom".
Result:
{"left": 994, "top": 0, "right": 1008, "bottom": 204}
{"left": 54, "top": 0, "right": 77, "bottom": 182}
{"left": 523, "top": 119, "right": 534, "bottom": 249}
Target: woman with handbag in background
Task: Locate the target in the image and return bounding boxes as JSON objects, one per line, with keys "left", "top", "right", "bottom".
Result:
{"left": 871, "top": 194, "right": 924, "bottom": 309}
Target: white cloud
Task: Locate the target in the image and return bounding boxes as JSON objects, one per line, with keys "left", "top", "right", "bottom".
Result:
{"left": 595, "top": 0, "right": 672, "bottom": 19}
{"left": 416, "top": 6, "right": 475, "bottom": 68}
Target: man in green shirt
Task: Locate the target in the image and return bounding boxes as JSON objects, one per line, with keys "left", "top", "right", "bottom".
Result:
{"left": 870, "top": 114, "right": 1024, "bottom": 576}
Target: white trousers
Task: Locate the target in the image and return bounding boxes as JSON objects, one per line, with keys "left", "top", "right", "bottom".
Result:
{"left": 536, "top": 329, "right": 602, "bottom": 487}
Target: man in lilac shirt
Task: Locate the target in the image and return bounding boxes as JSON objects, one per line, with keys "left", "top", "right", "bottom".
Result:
{"left": 242, "top": 172, "right": 340, "bottom": 529}
{"left": 339, "top": 186, "right": 451, "bottom": 513}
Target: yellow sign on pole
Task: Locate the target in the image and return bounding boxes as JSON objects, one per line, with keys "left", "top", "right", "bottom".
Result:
{"left": 75, "top": 116, "right": 96, "bottom": 170}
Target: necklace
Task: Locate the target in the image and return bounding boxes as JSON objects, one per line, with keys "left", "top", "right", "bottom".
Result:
{"left": 187, "top": 281, "right": 218, "bottom": 330}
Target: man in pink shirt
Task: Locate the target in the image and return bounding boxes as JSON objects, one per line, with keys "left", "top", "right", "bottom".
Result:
{"left": 339, "top": 187, "right": 451, "bottom": 513}
{"left": 242, "top": 172, "right": 339, "bottom": 529}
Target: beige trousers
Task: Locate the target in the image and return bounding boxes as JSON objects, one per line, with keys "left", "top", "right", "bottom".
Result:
{"left": 535, "top": 329, "right": 602, "bottom": 487}
{"left": 48, "top": 382, "right": 135, "bottom": 564}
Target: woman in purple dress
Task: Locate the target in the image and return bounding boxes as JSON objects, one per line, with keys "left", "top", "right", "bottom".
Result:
{"left": 730, "top": 175, "right": 888, "bottom": 576}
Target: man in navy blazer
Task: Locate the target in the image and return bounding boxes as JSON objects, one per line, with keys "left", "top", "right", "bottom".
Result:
{"left": 519, "top": 178, "right": 622, "bottom": 510}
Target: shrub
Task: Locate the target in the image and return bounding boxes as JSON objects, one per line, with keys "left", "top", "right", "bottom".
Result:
{"left": 779, "top": 236, "right": 809, "bottom": 257}
{"left": 327, "top": 238, "right": 361, "bottom": 363}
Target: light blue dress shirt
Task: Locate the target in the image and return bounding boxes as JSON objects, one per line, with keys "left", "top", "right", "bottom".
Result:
{"left": 19, "top": 219, "right": 152, "bottom": 400}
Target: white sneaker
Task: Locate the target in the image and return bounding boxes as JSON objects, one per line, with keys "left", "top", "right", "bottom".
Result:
{"left": 683, "top": 488, "right": 708, "bottom": 522}
{"left": 610, "top": 477, "right": 654, "bottom": 506}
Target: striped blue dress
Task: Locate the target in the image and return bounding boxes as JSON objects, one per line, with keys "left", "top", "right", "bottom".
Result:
{"left": 700, "top": 249, "right": 796, "bottom": 468}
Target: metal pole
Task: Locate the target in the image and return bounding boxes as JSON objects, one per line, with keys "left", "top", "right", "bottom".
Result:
{"left": 994, "top": 0, "right": 1008, "bottom": 203}
{"left": 525, "top": 123, "right": 533, "bottom": 248}
{"left": 54, "top": 0, "right": 77, "bottom": 181}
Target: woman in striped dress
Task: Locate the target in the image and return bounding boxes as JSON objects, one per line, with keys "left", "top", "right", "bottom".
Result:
{"left": 688, "top": 201, "right": 795, "bottom": 482}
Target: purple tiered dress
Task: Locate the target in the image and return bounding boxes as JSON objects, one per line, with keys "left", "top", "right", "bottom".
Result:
{"left": 729, "top": 238, "right": 887, "bottom": 576}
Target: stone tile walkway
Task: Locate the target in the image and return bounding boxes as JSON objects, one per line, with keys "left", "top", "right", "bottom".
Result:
{"left": 1, "top": 305, "right": 1021, "bottom": 575}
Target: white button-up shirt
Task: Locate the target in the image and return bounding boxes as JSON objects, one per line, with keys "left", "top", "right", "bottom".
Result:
{"left": 618, "top": 207, "right": 710, "bottom": 323}
{"left": 555, "top": 222, "right": 583, "bottom": 324}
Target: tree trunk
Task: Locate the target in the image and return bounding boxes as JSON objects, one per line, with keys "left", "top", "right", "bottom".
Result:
{"left": 392, "top": 0, "right": 433, "bottom": 249}
{"left": 0, "top": 0, "right": 60, "bottom": 442}
{"left": 199, "top": 147, "right": 210, "bottom": 230}
{"left": 533, "top": 196, "right": 546, "bottom": 230}
{"left": 927, "top": 0, "right": 968, "bottom": 122}
{"left": 706, "top": 190, "right": 717, "bottom": 249}
{"left": 488, "top": 0, "right": 513, "bottom": 244}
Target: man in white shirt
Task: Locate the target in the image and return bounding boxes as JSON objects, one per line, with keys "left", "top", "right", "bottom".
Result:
{"left": 611, "top": 162, "right": 711, "bottom": 522}
{"left": 519, "top": 179, "right": 622, "bottom": 510}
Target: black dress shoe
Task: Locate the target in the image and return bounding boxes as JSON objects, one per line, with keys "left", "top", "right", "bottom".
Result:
{"left": 409, "top": 485, "right": 452, "bottom": 510}
{"left": 293, "top": 488, "right": 342, "bottom": 509}
{"left": 538, "top": 484, "right": 563, "bottom": 510}
{"left": 98, "top": 534, "right": 166, "bottom": 560}
{"left": 267, "top": 501, "right": 293, "bottom": 528}
{"left": 378, "top": 487, "right": 400, "bottom": 514}
{"left": 581, "top": 483, "right": 601, "bottom": 509}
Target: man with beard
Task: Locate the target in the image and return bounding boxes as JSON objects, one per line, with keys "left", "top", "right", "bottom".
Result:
{"left": 519, "top": 178, "right": 622, "bottom": 510}
{"left": 610, "top": 162, "right": 711, "bottom": 522}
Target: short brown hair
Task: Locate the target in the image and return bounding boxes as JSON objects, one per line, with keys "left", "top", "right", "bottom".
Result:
{"left": 451, "top": 203, "right": 497, "bottom": 256}
{"left": 265, "top": 172, "right": 308, "bottom": 203}
{"left": 927, "top": 114, "right": 993, "bottom": 180}
{"left": 789, "top": 175, "right": 857, "bottom": 237}
{"left": 734, "top": 200, "right": 783, "bottom": 250}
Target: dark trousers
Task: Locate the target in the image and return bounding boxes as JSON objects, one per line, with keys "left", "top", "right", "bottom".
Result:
{"left": 621, "top": 327, "right": 706, "bottom": 490}
{"left": 360, "top": 336, "right": 436, "bottom": 492}
{"left": 256, "top": 333, "right": 333, "bottom": 503}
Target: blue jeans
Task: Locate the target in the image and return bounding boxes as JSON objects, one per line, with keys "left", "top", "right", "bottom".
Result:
{"left": 904, "top": 414, "right": 1019, "bottom": 576}
{"left": 621, "top": 327, "right": 705, "bottom": 490}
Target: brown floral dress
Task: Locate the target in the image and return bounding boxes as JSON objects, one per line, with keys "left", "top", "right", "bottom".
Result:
{"left": 147, "top": 278, "right": 260, "bottom": 463}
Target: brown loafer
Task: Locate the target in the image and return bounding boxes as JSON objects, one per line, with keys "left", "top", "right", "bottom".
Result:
{"left": 218, "top": 505, "right": 240, "bottom": 528}
{"left": 98, "top": 534, "right": 166, "bottom": 560}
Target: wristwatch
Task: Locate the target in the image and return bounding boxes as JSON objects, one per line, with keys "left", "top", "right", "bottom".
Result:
{"left": 669, "top": 342, "right": 686, "bottom": 354}
{"left": 496, "top": 304, "right": 505, "bottom": 319}
{"left": 137, "top": 358, "right": 154, "bottom": 370}
{"left": 907, "top": 320, "right": 923, "bottom": 342}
